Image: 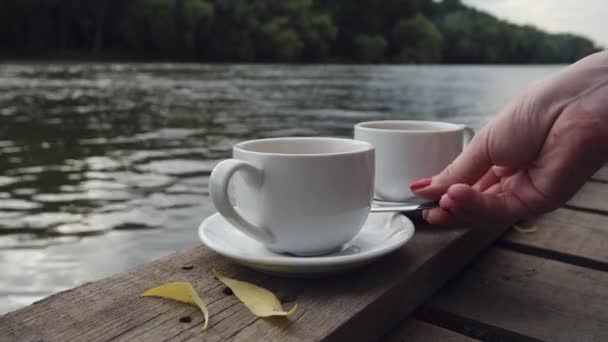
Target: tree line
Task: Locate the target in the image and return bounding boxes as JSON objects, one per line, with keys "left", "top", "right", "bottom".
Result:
{"left": 0, "top": 0, "right": 601, "bottom": 63}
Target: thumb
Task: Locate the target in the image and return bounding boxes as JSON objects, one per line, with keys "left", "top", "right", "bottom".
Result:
{"left": 412, "top": 126, "right": 493, "bottom": 199}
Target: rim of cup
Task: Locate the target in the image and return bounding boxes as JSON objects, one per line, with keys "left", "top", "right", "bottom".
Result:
{"left": 234, "top": 137, "right": 374, "bottom": 157}
{"left": 355, "top": 120, "right": 466, "bottom": 133}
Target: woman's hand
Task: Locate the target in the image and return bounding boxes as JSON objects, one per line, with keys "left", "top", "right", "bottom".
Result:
{"left": 412, "top": 51, "right": 608, "bottom": 226}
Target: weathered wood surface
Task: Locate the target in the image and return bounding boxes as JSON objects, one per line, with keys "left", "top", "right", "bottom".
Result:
{"left": 420, "top": 248, "right": 608, "bottom": 342}
{"left": 5, "top": 172, "right": 606, "bottom": 341}
{"left": 382, "top": 319, "right": 478, "bottom": 342}
{"left": 386, "top": 178, "right": 608, "bottom": 341}
{"left": 0, "top": 221, "right": 509, "bottom": 342}
{"left": 498, "top": 181, "right": 608, "bottom": 271}
{"left": 567, "top": 182, "right": 608, "bottom": 214}
{"left": 502, "top": 208, "right": 608, "bottom": 269}
{"left": 592, "top": 165, "right": 608, "bottom": 182}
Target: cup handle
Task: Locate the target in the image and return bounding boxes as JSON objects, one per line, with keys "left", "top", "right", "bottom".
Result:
{"left": 463, "top": 126, "right": 475, "bottom": 146}
{"left": 209, "top": 159, "right": 275, "bottom": 244}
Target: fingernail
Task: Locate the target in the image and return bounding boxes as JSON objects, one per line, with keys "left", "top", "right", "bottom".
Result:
{"left": 410, "top": 177, "right": 432, "bottom": 191}
{"left": 422, "top": 209, "right": 429, "bottom": 221}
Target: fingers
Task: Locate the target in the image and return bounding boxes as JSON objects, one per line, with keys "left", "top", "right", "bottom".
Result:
{"left": 473, "top": 166, "right": 515, "bottom": 192}
{"left": 472, "top": 168, "right": 499, "bottom": 192}
{"left": 483, "top": 182, "right": 503, "bottom": 195}
{"left": 423, "top": 183, "right": 529, "bottom": 226}
{"left": 412, "top": 126, "right": 494, "bottom": 200}
{"left": 423, "top": 207, "right": 453, "bottom": 226}
{"left": 412, "top": 78, "right": 556, "bottom": 202}
{"left": 416, "top": 51, "right": 608, "bottom": 227}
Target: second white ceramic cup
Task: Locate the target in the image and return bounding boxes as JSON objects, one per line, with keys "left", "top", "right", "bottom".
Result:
{"left": 354, "top": 120, "right": 473, "bottom": 203}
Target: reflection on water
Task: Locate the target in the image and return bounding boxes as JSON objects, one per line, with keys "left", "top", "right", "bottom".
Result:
{"left": 0, "top": 63, "right": 561, "bottom": 313}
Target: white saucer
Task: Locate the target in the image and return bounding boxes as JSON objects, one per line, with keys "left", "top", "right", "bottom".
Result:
{"left": 198, "top": 212, "right": 415, "bottom": 277}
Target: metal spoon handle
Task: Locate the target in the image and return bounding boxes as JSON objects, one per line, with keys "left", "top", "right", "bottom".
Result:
{"left": 371, "top": 201, "right": 438, "bottom": 213}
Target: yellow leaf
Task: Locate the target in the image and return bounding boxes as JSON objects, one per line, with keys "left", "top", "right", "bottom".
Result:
{"left": 141, "top": 282, "right": 209, "bottom": 331}
{"left": 513, "top": 223, "right": 538, "bottom": 234}
{"left": 213, "top": 269, "right": 297, "bottom": 317}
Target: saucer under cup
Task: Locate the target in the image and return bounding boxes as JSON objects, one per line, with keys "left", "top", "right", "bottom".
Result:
{"left": 199, "top": 212, "right": 415, "bottom": 276}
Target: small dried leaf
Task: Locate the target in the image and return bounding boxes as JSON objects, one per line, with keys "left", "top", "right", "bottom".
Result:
{"left": 513, "top": 223, "right": 538, "bottom": 234}
{"left": 213, "top": 269, "right": 297, "bottom": 317}
{"left": 141, "top": 282, "right": 209, "bottom": 330}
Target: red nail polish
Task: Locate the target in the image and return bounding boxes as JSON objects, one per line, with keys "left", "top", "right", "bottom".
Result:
{"left": 410, "top": 177, "right": 432, "bottom": 191}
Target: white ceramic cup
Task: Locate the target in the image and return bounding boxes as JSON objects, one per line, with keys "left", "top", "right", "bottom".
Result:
{"left": 209, "top": 137, "right": 375, "bottom": 256}
{"left": 354, "top": 120, "right": 474, "bottom": 203}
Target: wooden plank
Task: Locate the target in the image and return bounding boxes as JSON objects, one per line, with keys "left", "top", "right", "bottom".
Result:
{"left": 566, "top": 182, "right": 608, "bottom": 214}
{"left": 421, "top": 248, "right": 608, "bottom": 342}
{"left": 382, "top": 319, "right": 478, "bottom": 342}
{"left": 592, "top": 165, "right": 608, "bottom": 182}
{"left": 0, "top": 222, "right": 509, "bottom": 342}
{"left": 501, "top": 208, "right": 608, "bottom": 270}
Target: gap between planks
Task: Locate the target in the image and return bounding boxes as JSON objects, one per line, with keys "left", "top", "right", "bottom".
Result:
{"left": 564, "top": 181, "right": 608, "bottom": 214}
{"left": 409, "top": 178, "right": 608, "bottom": 342}
{"left": 592, "top": 165, "right": 608, "bottom": 182}
{"left": 499, "top": 181, "right": 608, "bottom": 272}
{"left": 421, "top": 247, "right": 608, "bottom": 342}
{"left": 381, "top": 318, "right": 480, "bottom": 342}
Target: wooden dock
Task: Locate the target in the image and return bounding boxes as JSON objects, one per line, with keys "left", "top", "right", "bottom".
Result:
{"left": 2, "top": 166, "right": 608, "bottom": 341}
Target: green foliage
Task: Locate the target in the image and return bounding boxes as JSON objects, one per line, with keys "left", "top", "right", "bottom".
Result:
{"left": 260, "top": 18, "right": 304, "bottom": 60}
{"left": 353, "top": 34, "right": 387, "bottom": 62}
{"left": 122, "top": 0, "right": 178, "bottom": 50}
{"left": 432, "top": 3, "right": 599, "bottom": 64}
{"left": 297, "top": 12, "right": 337, "bottom": 60}
{"left": 181, "top": 0, "right": 214, "bottom": 50}
{"left": 393, "top": 13, "right": 442, "bottom": 63}
{"left": 121, "top": 0, "right": 213, "bottom": 52}
{"left": 321, "top": 0, "right": 424, "bottom": 59}
{"left": 0, "top": 0, "right": 601, "bottom": 63}
{"left": 198, "top": 0, "right": 336, "bottom": 61}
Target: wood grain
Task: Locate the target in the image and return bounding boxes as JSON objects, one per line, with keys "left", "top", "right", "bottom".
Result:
{"left": 0, "top": 222, "right": 508, "bottom": 342}
{"left": 567, "top": 182, "right": 608, "bottom": 214}
{"left": 502, "top": 207, "right": 608, "bottom": 269}
{"left": 423, "top": 248, "right": 608, "bottom": 342}
{"left": 499, "top": 181, "right": 608, "bottom": 269}
{"left": 381, "top": 319, "right": 478, "bottom": 342}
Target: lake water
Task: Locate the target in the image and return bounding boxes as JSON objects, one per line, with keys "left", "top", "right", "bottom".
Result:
{"left": 0, "top": 63, "right": 562, "bottom": 314}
